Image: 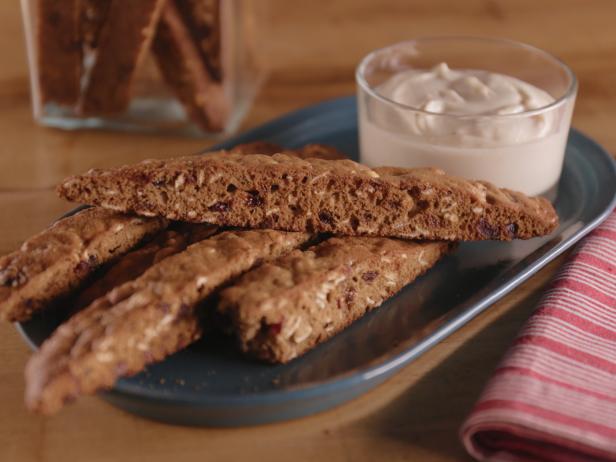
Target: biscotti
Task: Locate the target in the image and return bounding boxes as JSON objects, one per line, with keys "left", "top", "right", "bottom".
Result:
{"left": 72, "top": 223, "right": 218, "bottom": 311}
{"left": 0, "top": 208, "right": 166, "bottom": 322}
{"left": 152, "top": 0, "right": 228, "bottom": 131}
{"left": 80, "top": 0, "right": 165, "bottom": 114}
{"left": 173, "top": 0, "right": 222, "bottom": 81}
{"left": 219, "top": 238, "right": 453, "bottom": 363}
{"left": 80, "top": 0, "right": 111, "bottom": 51}
{"left": 36, "top": 0, "right": 82, "bottom": 105}
{"left": 24, "top": 229, "right": 310, "bottom": 414}
{"left": 57, "top": 152, "right": 558, "bottom": 241}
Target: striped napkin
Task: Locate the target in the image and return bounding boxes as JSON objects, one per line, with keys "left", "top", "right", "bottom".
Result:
{"left": 461, "top": 210, "right": 616, "bottom": 462}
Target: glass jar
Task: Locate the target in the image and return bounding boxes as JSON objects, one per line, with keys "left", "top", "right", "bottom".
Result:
{"left": 20, "top": 0, "right": 265, "bottom": 136}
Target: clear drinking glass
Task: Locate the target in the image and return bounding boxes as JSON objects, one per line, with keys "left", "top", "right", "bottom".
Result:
{"left": 20, "top": 0, "right": 265, "bottom": 136}
{"left": 356, "top": 37, "right": 577, "bottom": 198}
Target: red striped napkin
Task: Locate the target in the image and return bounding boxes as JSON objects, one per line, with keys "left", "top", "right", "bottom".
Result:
{"left": 461, "top": 210, "right": 616, "bottom": 462}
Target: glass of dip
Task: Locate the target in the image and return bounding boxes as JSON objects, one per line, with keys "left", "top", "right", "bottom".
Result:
{"left": 356, "top": 37, "right": 577, "bottom": 199}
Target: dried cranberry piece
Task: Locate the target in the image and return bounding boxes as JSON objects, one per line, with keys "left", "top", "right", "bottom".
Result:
{"left": 407, "top": 186, "right": 422, "bottom": 199}
{"left": 209, "top": 201, "right": 230, "bottom": 213}
{"left": 177, "top": 303, "right": 191, "bottom": 319}
{"left": 74, "top": 260, "right": 91, "bottom": 276}
{"left": 268, "top": 322, "right": 283, "bottom": 336}
{"left": 344, "top": 287, "right": 356, "bottom": 305}
{"left": 245, "top": 190, "right": 264, "bottom": 207}
{"left": 477, "top": 218, "right": 499, "bottom": 239}
{"left": 318, "top": 211, "right": 334, "bottom": 225}
{"left": 362, "top": 271, "right": 378, "bottom": 282}
{"left": 176, "top": 335, "right": 190, "bottom": 350}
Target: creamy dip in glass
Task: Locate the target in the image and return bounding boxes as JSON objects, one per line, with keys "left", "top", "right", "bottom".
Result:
{"left": 357, "top": 38, "right": 577, "bottom": 198}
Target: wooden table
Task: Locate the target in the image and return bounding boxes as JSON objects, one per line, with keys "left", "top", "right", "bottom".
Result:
{"left": 1, "top": 1, "right": 614, "bottom": 461}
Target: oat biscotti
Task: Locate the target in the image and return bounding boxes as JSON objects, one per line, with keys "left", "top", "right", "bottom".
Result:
{"left": 72, "top": 223, "right": 218, "bottom": 311}
{"left": 80, "top": 0, "right": 166, "bottom": 114}
{"left": 25, "top": 229, "right": 309, "bottom": 414}
{"left": 219, "top": 237, "right": 453, "bottom": 363}
{"left": 0, "top": 208, "right": 166, "bottom": 322}
{"left": 152, "top": 0, "right": 228, "bottom": 131}
{"left": 58, "top": 152, "right": 558, "bottom": 241}
{"left": 36, "top": 0, "right": 82, "bottom": 105}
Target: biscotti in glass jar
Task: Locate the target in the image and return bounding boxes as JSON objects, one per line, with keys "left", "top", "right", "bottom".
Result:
{"left": 20, "top": 0, "right": 265, "bottom": 136}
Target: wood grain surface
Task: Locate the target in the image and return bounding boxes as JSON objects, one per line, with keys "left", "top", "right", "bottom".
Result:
{"left": 0, "top": 1, "right": 614, "bottom": 461}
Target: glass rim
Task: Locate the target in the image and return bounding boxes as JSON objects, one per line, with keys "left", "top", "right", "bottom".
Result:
{"left": 355, "top": 36, "right": 578, "bottom": 120}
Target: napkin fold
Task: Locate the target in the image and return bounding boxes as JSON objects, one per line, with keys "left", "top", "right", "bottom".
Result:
{"left": 461, "top": 210, "right": 616, "bottom": 462}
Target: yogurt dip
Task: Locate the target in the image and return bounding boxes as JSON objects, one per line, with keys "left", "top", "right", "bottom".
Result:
{"left": 359, "top": 62, "right": 573, "bottom": 196}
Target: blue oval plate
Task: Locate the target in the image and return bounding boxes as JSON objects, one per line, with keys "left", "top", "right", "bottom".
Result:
{"left": 17, "top": 96, "right": 616, "bottom": 427}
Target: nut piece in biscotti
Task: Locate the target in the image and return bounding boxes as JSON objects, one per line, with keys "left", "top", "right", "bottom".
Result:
{"left": 57, "top": 152, "right": 558, "bottom": 241}
{"left": 36, "top": 0, "right": 82, "bottom": 105}
{"left": 79, "top": 0, "right": 166, "bottom": 114}
{"left": 152, "top": 1, "right": 228, "bottom": 132}
{"left": 0, "top": 207, "right": 167, "bottom": 322}
{"left": 219, "top": 238, "right": 454, "bottom": 363}
{"left": 72, "top": 223, "right": 218, "bottom": 311}
{"left": 24, "top": 229, "right": 310, "bottom": 415}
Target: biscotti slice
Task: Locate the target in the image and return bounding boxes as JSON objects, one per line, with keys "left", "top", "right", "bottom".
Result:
{"left": 80, "top": 0, "right": 111, "bottom": 51}
{"left": 152, "top": 1, "right": 228, "bottom": 131}
{"left": 57, "top": 152, "right": 558, "bottom": 241}
{"left": 24, "top": 229, "right": 310, "bottom": 414}
{"left": 173, "top": 0, "right": 222, "bottom": 81}
{"left": 219, "top": 238, "right": 453, "bottom": 363}
{"left": 79, "top": 0, "right": 165, "bottom": 114}
{"left": 35, "top": 0, "right": 82, "bottom": 105}
{"left": 0, "top": 208, "right": 166, "bottom": 322}
{"left": 72, "top": 223, "right": 218, "bottom": 310}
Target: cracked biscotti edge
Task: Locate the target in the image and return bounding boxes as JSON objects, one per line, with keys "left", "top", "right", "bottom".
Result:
{"left": 219, "top": 238, "right": 454, "bottom": 363}
{"left": 79, "top": 0, "right": 166, "bottom": 115}
{"left": 56, "top": 152, "right": 558, "bottom": 241}
{"left": 0, "top": 207, "right": 167, "bottom": 322}
{"left": 24, "top": 229, "right": 311, "bottom": 415}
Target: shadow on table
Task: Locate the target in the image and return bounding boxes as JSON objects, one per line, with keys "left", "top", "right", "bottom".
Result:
{"left": 359, "top": 286, "right": 546, "bottom": 460}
